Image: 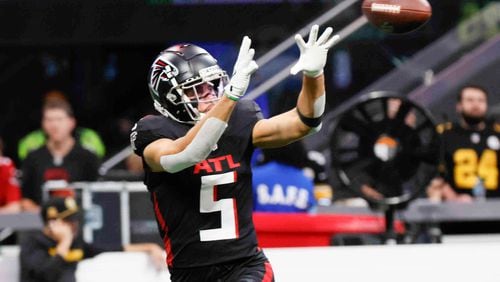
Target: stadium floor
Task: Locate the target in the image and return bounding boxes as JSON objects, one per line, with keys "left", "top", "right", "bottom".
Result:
{"left": 2, "top": 238, "right": 500, "bottom": 282}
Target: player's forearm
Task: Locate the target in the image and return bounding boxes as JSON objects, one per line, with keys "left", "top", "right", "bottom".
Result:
{"left": 169, "top": 95, "right": 236, "bottom": 157}
{"left": 253, "top": 107, "right": 323, "bottom": 148}
{"left": 178, "top": 96, "right": 236, "bottom": 148}
{"left": 297, "top": 74, "right": 326, "bottom": 117}
{"left": 252, "top": 75, "right": 326, "bottom": 148}
{"left": 294, "top": 74, "right": 326, "bottom": 136}
{"left": 158, "top": 96, "right": 236, "bottom": 173}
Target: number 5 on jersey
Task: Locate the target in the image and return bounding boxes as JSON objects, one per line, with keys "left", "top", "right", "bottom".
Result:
{"left": 199, "top": 171, "right": 239, "bottom": 241}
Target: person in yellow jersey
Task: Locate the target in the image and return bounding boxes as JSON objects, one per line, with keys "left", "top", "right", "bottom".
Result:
{"left": 427, "top": 84, "right": 500, "bottom": 202}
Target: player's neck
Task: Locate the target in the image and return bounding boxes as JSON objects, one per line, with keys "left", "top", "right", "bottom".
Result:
{"left": 459, "top": 118, "right": 485, "bottom": 131}
{"left": 47, "top": 137, "right": 75, "bottom": 158}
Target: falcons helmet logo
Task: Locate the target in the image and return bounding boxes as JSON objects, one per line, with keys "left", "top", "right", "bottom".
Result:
{"left": 150, "top": 58, "right": 180, "bottom": 98}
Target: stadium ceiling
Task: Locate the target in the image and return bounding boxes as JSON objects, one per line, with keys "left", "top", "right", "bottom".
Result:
{"left": 0, "top": 1, "right": 326, "bottom": 46}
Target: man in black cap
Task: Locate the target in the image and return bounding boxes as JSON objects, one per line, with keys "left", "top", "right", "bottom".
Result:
{"left": 20, "top": 197, "right": 164, "bottom": 282}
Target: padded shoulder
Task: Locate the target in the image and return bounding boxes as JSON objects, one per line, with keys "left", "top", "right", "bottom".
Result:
{"left": 130, "top": 115, "right": 174, "bottom": 156}
{"left": 493, "top": 122, "right": 500, "bottom": 133}
{"left": 436, "top": 122, "right": 453, "bottom": 134}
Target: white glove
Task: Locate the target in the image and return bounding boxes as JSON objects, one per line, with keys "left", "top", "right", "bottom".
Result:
{"left": 290, "top": 25, "right": 340, "bottom": 78}
{"left": 224, "top": 36, "right": 259, "bottom": 101}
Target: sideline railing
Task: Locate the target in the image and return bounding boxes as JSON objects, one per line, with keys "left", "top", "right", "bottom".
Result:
{"left": 43, "top": 180, "right": 500, "bottom": 246}
{"left": 45, "top": 181, "right": 147, "bottom": 245}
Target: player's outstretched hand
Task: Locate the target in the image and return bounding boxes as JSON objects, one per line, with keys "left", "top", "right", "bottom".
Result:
{"left": 224, "top": 36, "right": 259, "bottom": 101}
{"left": 290, "top": 25, "right": 339, "bottom": 77}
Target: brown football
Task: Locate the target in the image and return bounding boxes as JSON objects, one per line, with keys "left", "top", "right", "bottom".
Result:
{"left": 362, "top": 0, "right": 432, "bottom": 34}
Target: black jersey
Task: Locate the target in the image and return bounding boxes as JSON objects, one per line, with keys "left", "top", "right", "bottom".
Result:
{"left": 131, "top": 100, "right": 263, "bottom": 269}
{"left": 438, "top": 121, "right": 500, "bottom": 197}
{"left": 21, "top": 144, "right": 100, "bottom": 204}
{"left": 20, "top": 231, "right": 122, "bottom": 282}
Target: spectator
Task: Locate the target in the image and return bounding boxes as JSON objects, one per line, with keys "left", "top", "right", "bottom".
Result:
{"left": 0, "top": 136, "right": 21, "bottom": 213}
{"left": 252, "top": 142, "right": 317, "bottom": 212}
{"left": 21, "top": 99, "right": 100, "bottom": 212}
{"left": 18, "top": 90, "right": 106, "bottom": 161}
{"left": 20, "top": 197, "right": 164, "bottom": 282}
{"left": 427, "top": 84, "right": 500, "bottom": 201}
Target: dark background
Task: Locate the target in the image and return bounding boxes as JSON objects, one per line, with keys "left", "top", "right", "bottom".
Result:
{"left": 0, "top": 0, "right": 486, "bottom": 163}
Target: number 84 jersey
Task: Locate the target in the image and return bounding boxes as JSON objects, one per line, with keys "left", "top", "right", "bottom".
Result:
{"left": 438, "top": 121, "right": 500, "bottom": 197}
{"left": 131, "top": 100, "right": 263, "bottom": 269}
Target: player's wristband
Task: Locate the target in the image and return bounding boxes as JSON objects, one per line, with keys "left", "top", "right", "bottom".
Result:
{"left": 224, "top": 89, "right": 240, "bottom": 101}
{"left": 303, "top": 69, "right": 324, "bottom": 78}
{"left": 297, "top": 108, "right": 322, "bottom": 128}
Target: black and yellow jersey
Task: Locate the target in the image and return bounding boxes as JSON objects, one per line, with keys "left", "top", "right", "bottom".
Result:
{"left": 438, "top": 121, "right": 500, "bottom": 197}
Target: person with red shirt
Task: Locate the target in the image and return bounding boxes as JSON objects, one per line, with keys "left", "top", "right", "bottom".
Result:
{"left": 0, "top": 136, "right": 21, "bottom": 213}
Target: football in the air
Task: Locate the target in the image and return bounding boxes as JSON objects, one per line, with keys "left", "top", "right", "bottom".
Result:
{"left": 361, "top": 0, "right": 432, "bottom": 34}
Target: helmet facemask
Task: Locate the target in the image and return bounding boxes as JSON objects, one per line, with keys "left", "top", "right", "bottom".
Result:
{"left": 152, "top": 64, "right": 228, "bottom": 124}
{"left": 177, "top": 67, "right": 229, "bottom": 122}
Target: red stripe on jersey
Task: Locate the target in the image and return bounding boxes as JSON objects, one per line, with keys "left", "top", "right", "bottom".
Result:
{"left": 262, "top": 261, "right": 274, "bottom": 282}
{"left": 163, "top": 234, "right": 174, "bottom": 268}
{"left": 152, "top": 192, "right": 166, "bottom": 230}
{"left": 233, "top": 198, "right": 239, "bottom": 238}
{"left": 213, "top": 186, "right": 218, "bottom": 201}
{"left": 153, "top": 192, "right": 173, "bottom": 267}
{"left": 233, "top": 171, "right": 239, "bottom": 237}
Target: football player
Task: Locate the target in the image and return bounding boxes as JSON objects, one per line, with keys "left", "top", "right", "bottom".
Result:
{"left": 427, "top": 85, "right": 500, "bottom": 201}
{"left": 131, "top": 25, "right": 339, "bottom": 281}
